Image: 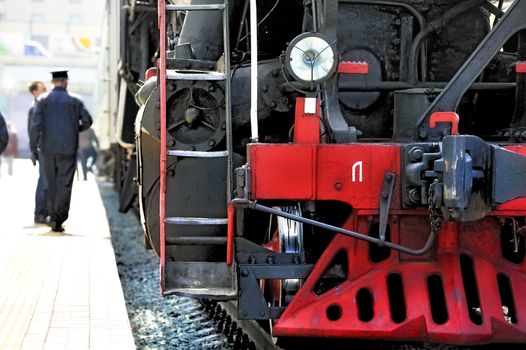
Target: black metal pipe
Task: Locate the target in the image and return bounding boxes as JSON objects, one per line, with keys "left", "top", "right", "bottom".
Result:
{"left": 339, "top": 0, "right": 427, "bottom": 76}
{"left": 233, "top": 199, "right": 438, "bottom": 256}
{"left": 408, "top": 0, "right": 485, "bottom": 82}
{"left": 284, "top": 81, "right": 515, "bottom": 92}
{"left": 337, "top": 81, "right": 515, "bottom": 91}
{"left": 511, "top": 30, "right": 526, "bottom": 127}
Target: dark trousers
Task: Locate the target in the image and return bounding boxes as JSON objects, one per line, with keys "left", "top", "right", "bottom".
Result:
{"left": 43, "top": 153, "right": 77, "bottom": 224}
{"left": 35, "top": 151, "right": 48, "bottom": 218}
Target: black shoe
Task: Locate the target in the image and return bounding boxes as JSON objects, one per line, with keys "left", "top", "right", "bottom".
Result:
{"left": 51, "top": 222, "right": 65, "bottom": 232}
{"left": 34, "top": 215, "right": 47, "bottom": 224}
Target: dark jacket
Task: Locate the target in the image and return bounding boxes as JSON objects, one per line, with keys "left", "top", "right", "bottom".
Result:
{"left": 30, "top": 87, "right": 93, "bottom": 155}
{"left": 28, "top": 100, "right": 36, "bottom": 135}
{"left": 3, "top": 130, "right": 18, "bottom": 157}
{"left": 0, "top": 112, "right": 8, "bottom": 155}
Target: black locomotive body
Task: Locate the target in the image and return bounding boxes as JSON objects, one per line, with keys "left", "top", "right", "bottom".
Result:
{"left": 109, "top": 0, "right": 526, "bottom": 345}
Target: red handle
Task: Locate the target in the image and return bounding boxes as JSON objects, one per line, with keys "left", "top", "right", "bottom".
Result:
{"left": 430, "top": 112, "right": 460, "bottom": 136}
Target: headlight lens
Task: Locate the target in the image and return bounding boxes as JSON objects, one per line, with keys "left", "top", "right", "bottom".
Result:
{"left": 285, "top": 33, "right": 336, "bottom": 85}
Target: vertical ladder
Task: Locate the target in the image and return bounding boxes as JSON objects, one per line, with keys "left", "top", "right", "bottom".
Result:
{"left": 157, "top": 0, "right": 235, "bottom": 297}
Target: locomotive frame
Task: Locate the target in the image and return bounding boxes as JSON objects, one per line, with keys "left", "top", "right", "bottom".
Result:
{"left": 101, "top": 0, "right": 526, "bottom": 345}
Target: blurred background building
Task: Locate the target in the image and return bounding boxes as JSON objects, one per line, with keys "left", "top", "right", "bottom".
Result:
{"left": 0, "top": 0, "right": 105, "bottom": 156}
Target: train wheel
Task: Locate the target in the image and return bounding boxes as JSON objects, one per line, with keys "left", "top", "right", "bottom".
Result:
{"left": 261, "top": 204, "right": 304, "bottom": 341}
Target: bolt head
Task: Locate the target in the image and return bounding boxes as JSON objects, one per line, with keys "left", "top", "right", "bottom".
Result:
{"left": 408, "top": 147, "right": 423, "bottom": 162}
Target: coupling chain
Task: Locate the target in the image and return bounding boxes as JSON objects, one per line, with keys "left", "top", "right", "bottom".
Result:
{"left": 428, "top": 179, "right": 443, "bottom": 234}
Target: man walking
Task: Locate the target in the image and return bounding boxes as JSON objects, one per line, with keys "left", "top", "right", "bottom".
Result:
{"left": 29, "top": 71, "right": 93, "bottom": 232}
{"left": 28, "top": 81, "right": 49, "bottom": 224}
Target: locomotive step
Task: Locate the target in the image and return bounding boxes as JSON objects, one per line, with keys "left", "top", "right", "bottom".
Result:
{"left": 165, "top": 216, "right": 228, "bottom": 225}
{"left": 166, "top": 70, "right": 226, "bottom": 81}
{"left": 166, "top": 4, "right": 225, "bottom": 12}
{"left": 167, "top": 150, "right": 229, "bottom": 158}
{"left": 164, "top": 261, "right": 236, "bottom": 299}
{"left": 165, "top": 236, "right": 227, "bottom": 245}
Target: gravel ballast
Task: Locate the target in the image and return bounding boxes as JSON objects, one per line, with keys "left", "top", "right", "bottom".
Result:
{"left": 97, "top": 180, "right": 231, "bottom": 350}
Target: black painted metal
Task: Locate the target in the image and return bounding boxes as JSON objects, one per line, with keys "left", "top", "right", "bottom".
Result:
{"left": 417, "top": 0, "right": 526, "bottom": 141}
{"left": 236, "top": 238, "right": 312, "bottom": 320}
{"left": 402, "top": 135, "right": 526, "bottom": 222}
{"left": 232, "top": 200, "right": 438, "bottom": 256}
{"left": 378, "top": 172, "right": 396, "bottom": 247}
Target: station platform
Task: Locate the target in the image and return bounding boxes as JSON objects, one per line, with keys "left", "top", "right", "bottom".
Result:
{"left": 0, "top": 160, "right": 135, "bottom": 349}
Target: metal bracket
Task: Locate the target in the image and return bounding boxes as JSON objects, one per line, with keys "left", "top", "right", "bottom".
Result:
{"left": 236, "top": 238, "right": 312, "bottom": 320}
{"left": 378, "top": 172, "right": 395, "bottom": 247}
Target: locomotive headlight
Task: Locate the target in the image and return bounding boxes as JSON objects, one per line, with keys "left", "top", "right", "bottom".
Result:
{"left": 285, "top": 32, "right": 337, "bottom": 85}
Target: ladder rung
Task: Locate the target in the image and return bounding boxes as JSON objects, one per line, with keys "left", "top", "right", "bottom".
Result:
{"left": 165, "top": 236, "right": 227, "bottom": 245}
{"left": 165, "top": 217, "right": 228, "bottom": 225}
{"left": 166, "top": 70, "right": 226, "bottom": 81}
{"left": 167, "top": 150, "right": 228, "bottom": 158}
{"left": 166, "top": 4, "right": 225, "bottom": 12}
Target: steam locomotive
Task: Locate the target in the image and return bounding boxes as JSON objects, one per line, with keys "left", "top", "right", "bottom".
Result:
{"left": 105, "top": 0, "right": 526, "bottom": 345}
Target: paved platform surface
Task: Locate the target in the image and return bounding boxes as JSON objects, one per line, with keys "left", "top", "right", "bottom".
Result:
{"left": 0, "top": 160, "right": 135, "bottom": 349}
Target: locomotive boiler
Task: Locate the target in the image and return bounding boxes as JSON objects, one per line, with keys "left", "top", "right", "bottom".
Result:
{"left": 112, "top": 0, "right": 526, "bottom": 345}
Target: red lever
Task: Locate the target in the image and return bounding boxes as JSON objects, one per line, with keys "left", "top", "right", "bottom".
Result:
{"left": 430, "top": 112, "right": 460, "bottom": 136}
{"left": 516, "top": 62, "right": 526, "bottom": 73}
{"left": 338, "top": 61, "right": 368, "bottom": 74}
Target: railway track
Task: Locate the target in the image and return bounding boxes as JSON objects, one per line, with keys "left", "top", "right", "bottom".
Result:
{"left": 99, "top": 179, "right": 276, "bottom": 349}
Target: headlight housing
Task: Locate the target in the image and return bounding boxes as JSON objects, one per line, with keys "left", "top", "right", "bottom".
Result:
{"left": 284, "top": 32, "right": 337, "bottom": 86}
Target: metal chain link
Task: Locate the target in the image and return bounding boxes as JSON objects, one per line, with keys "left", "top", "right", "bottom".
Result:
{"left": 428, "top": 179, "right": 443, "bottom": 234}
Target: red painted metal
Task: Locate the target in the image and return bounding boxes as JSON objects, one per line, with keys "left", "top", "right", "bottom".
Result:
{"left": 247, "top": 86, "right": 526, "bottom": 342}
{"left": 338, "top": 61, "right": 369, "bottom": 74}
{"left": 227, "top": 203, "right": 235, "bottom": 266}
{"left": 516, "top": 61, "right": 526, "bottom": 73}
{"left": 294, "top": 98, "right": 321, "bottom": 144}
{"left": 273, "top": 217, "right": 526, "bottom": 344}
{"left": 248, "top": 144, "right": 401, "bottom": 209}
{"left": 430, "top": 112, "right": 460, "bottom": 135}
{"left": 158, "top": 0, "right": 167, "bottom": 294}
{"left": 262, "top": 230, "right": 282, "bottom": 306}
{"left": 247, "top": 138, "right": 526, "bottom": 343}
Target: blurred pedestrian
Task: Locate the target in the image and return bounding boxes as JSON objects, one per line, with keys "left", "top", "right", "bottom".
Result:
{"left": 78, "top": 128, "right": 99, "bottom": 181}
{"left": 1, "top": 121, "right": 18, "bottom": 176}
{"left": 29, "top": 71, "right": 93, "bottom": 232}
{"left": 28, "top": 80, "right": 49, "bottom": 224}
{"left": 0, "top": 112, "right": 8, "bottom": 156}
